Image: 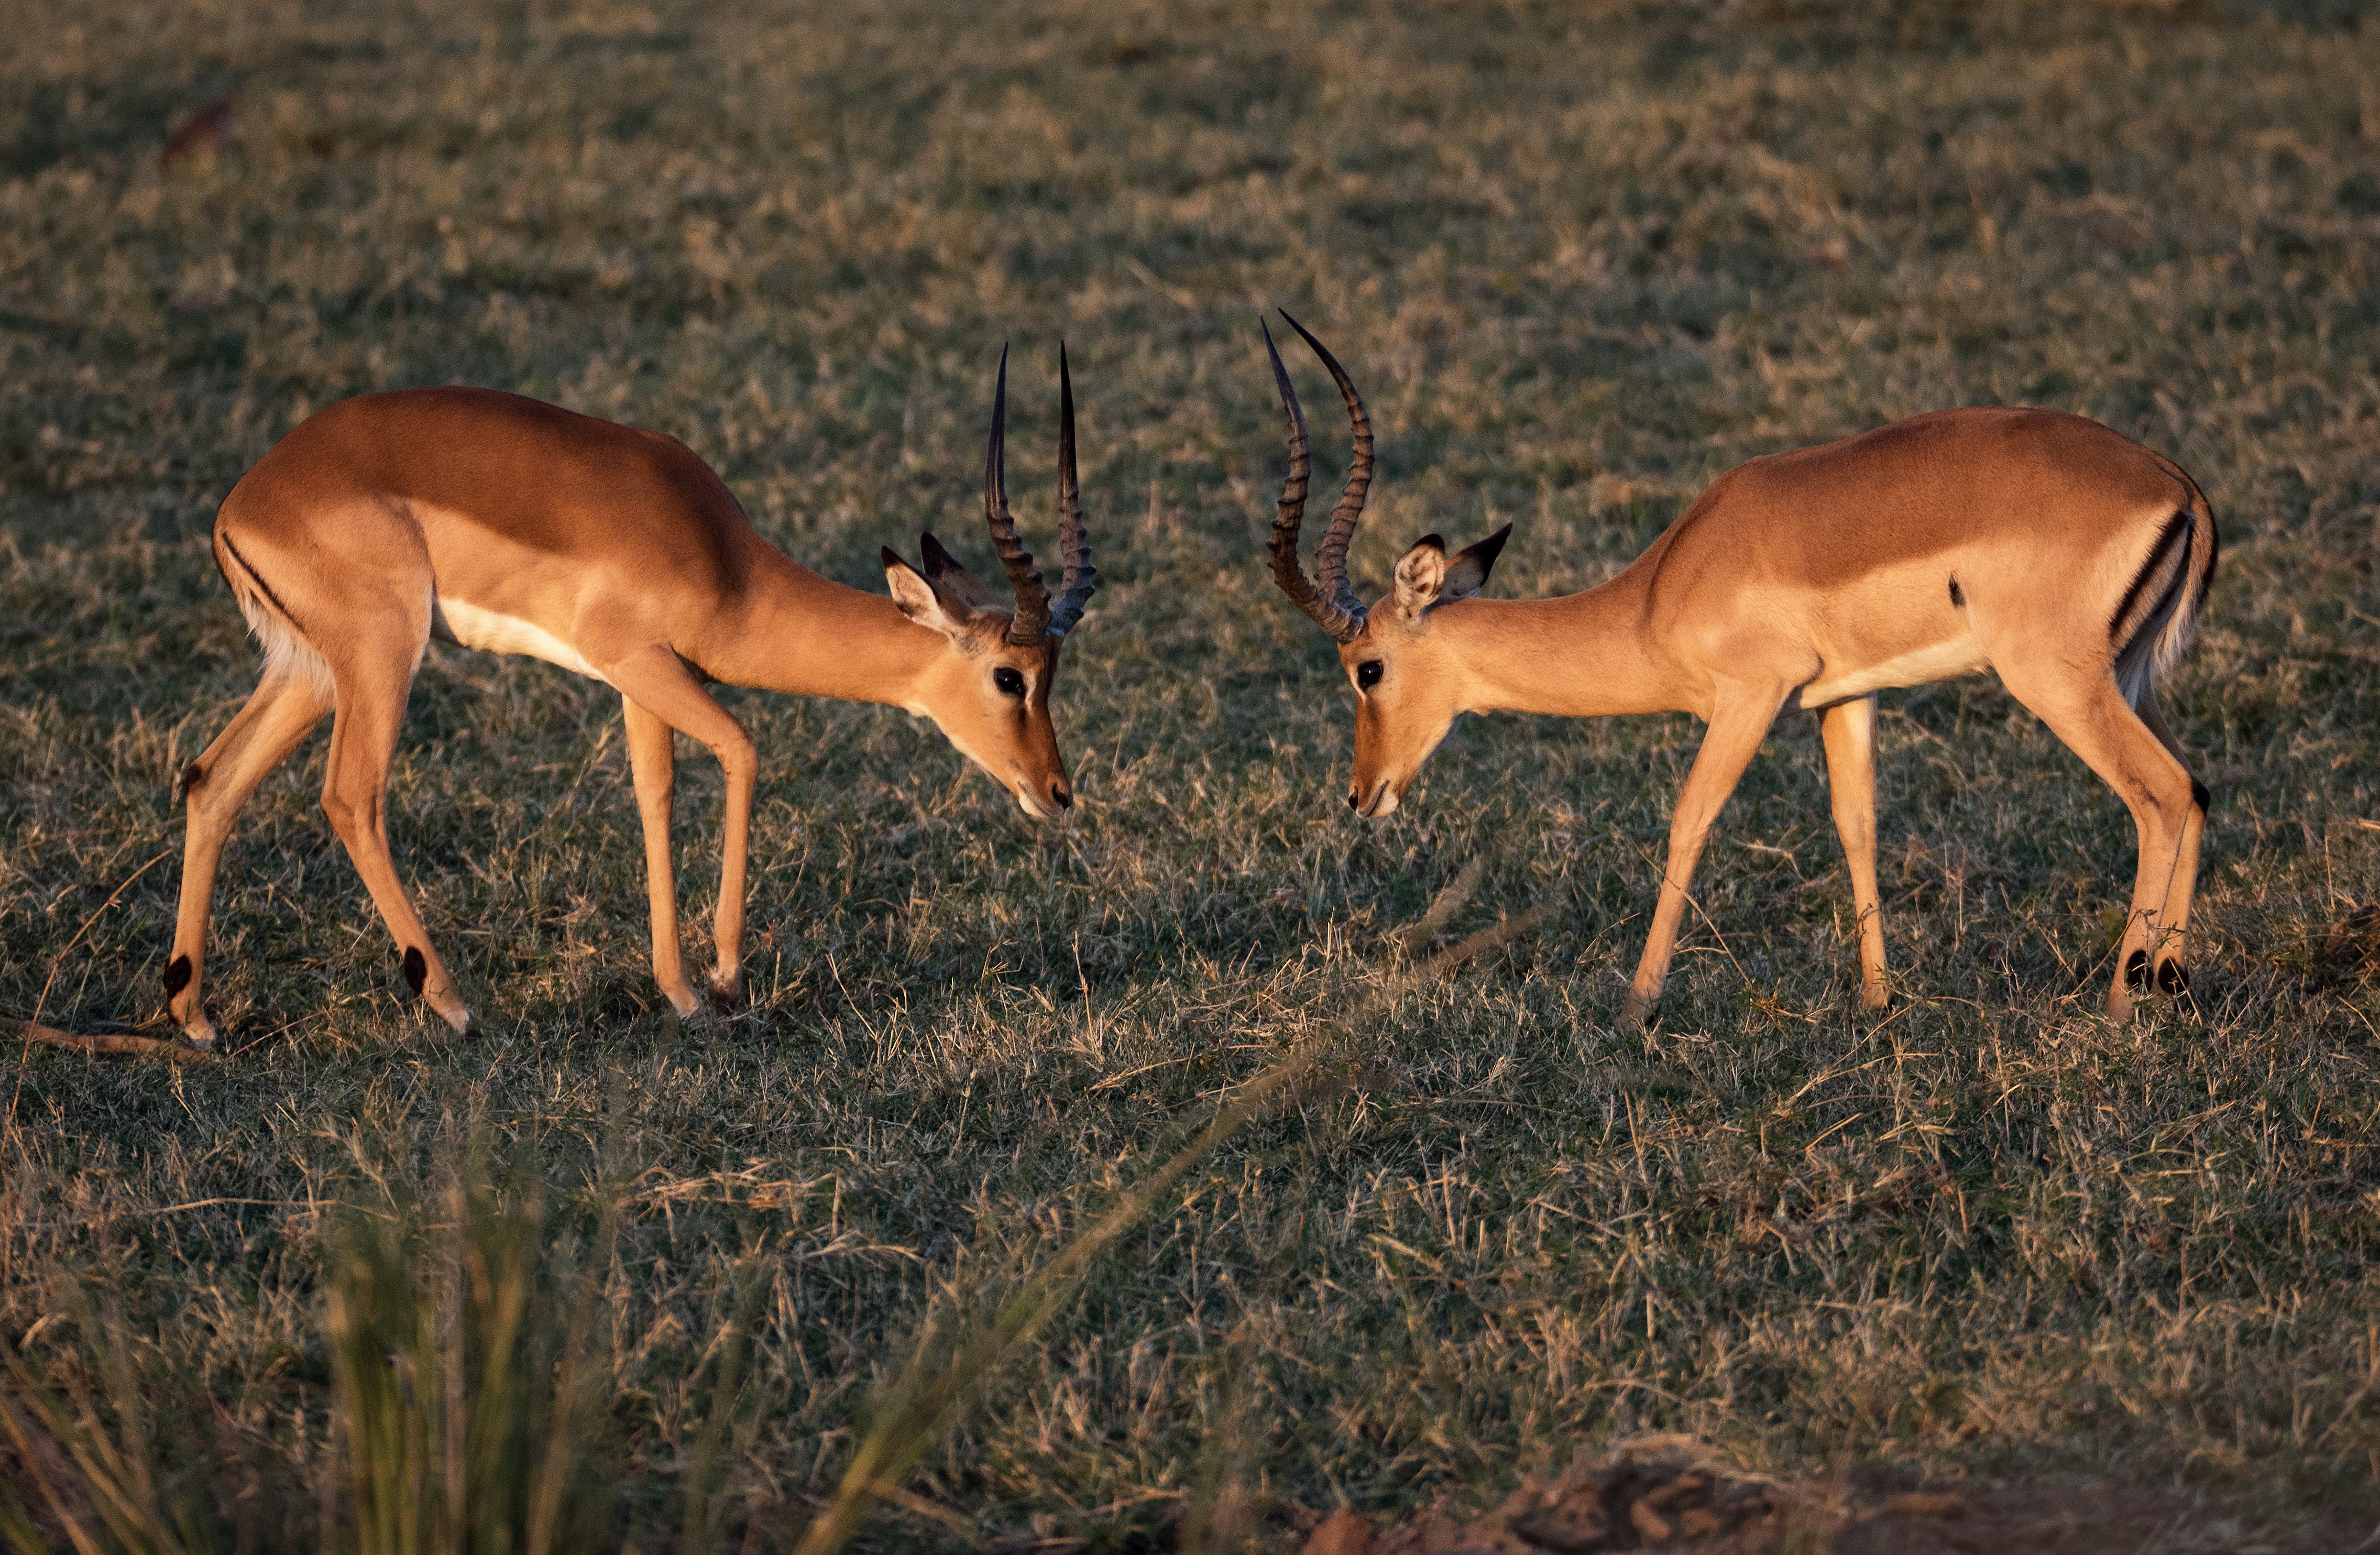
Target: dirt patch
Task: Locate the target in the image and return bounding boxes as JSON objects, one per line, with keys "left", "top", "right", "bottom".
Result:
{"left": 1296, "top": 1438, "right": 2356, "bottom": 1555}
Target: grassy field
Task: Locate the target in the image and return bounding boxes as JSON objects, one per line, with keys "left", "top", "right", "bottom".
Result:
{"left": 5, "top": 0, "right": 2380, "bottom": 1548}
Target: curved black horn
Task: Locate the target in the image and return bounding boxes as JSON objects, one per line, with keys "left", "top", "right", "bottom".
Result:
{"left": 1263, "top": 314, "right": 1368, "bottom": 643}
{"left": 1044, "top": 342, "right": 1098, "bottom": 640}
{"left": 1278, "top": 310, "right": 1373, "bottom": 630}
{"left": 982, "top": 345, "right": 1055, "bottom": 645}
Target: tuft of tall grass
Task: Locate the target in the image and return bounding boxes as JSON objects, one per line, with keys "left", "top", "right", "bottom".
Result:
{"left": 1, "top": 1279, "right": 222, "bottom": 1555}
{"left": 3, "top": 1122, "right": 661, "bottom": 1555}
{"left": 319, "top": 1126, "right": 623, "bottom": 1555}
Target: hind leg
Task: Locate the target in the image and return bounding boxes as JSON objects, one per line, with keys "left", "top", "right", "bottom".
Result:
{"left": 1998, "top": 667, "right": 2198, "bottom": 1021}
{"left": 167, "top": 669, "right": 333, "bottom": 1046}
{"left": 319, "top": 636, "right": 473, "bottom": 1034}
{"left": 2130, "top": 685, "right": 2208, "bottom": 995}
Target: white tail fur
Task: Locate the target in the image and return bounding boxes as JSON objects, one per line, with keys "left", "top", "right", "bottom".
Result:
{"left": 217, "top": 534, "right": 335, "bottom": 702}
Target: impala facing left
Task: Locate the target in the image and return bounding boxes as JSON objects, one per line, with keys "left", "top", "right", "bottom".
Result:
{"left": 1261, "top": 313, "right": 2215, "bottom": 1025}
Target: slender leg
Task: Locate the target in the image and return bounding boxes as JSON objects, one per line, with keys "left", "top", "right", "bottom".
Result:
{"left": 1997, "top": 668, "right": 2197, "bottom": 1021}
{"left": 166, "top": 669, "right": 333, "bottom": 1046}
{"left": 622, "top": 696, "right": 697, "bottom": 1019}
{"left": 605, "top": 649, "right": 759, "bottom": 1014}
{"left": 2130, "top": 685, "right": 2208, "bottom": 994}
{"left": 1819, "top": 694, "right": 1891, "bottom": 1010}
{"left": 317, "top": 642, "right": 473, "bottom": 1034}
{"left": 1624, "top": 684, "right": 1786, "bottom": 1025}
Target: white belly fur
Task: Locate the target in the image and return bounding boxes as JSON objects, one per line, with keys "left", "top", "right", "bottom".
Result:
{"left": 1800, "top": 634, "right": 1991, "bottom": 706}
{"left": 434, "top": 597, "right": 611, "bottom": 685}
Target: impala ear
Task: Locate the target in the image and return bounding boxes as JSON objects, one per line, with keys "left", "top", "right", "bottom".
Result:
{"left": 1438, "top": 524, "right": 1511, "bottom": 605}
{"left": 918, "top": 531, "right": 1001, "bottom": 612}
{"left": 1392, "top": 534, "right": 1448, "bottom": 620}
{"left": 1394, "top": 526, "right": 1510, "bottom": 620}
{"left": 884, "top": 547, "right": 973, "bottom": 640}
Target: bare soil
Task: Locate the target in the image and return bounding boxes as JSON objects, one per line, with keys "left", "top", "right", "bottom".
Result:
{"left": 1297, "top": 1439, "right": 2364, "bottom": 1555}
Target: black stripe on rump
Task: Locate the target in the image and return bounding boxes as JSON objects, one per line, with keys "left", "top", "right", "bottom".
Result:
{"left": 2191, "top": 506, "right": 2220, "bottom": 615}
{"left": 2149, "top": 452, "right": 2221, "bottom": 616}
{"left": 2108, "top": 509, "right": 2191, "bottom": 653}
{"left": 218, "top": 528, "right": 308, "bottom": 639}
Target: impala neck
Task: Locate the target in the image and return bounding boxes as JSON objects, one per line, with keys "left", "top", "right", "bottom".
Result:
{"left": 1443, "top": 570, "right": 1688, "bottom": 719}
{"left": 704, "top": 545, "right": 943, "bottom": 707}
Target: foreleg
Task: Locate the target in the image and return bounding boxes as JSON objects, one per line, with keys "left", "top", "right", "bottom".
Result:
{"left": 1624, "top": 685, "right": 1784, "bottom": 1025}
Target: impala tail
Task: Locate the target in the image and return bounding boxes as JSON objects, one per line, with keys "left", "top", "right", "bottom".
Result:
{"left": 213, "top": 523, "right": 334, "bottom": 702}
{"left": 2110, "top": 472, "right": 2218, "bottom": 708}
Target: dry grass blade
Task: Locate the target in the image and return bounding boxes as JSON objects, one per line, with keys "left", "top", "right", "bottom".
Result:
{"left": 0, "top": 1364, "right": 106, "bottom": 1555}
{"left": 0, "top": 1282, "right": 215, "bottom": 1555}
{"left": 677, "top": 1241, "right": 771, "bottom": 1553}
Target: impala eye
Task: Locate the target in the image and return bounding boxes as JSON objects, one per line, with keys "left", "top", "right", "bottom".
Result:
{"left": 993, "top": 667, "right": 1026, "bottom": 697}
{"left": 1356, "top": 661, "right": 1385, "bottom": 691}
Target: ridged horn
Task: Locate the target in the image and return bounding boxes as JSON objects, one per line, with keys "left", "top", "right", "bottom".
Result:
{"left": 983, "top": 346, "right": 1055, "bottom": 645}
{"left": 1263, "top": 311, "right": 1371, "bottom": 644}
{"left": 1044, "top": 342, "right": 1097, "bottom": 640}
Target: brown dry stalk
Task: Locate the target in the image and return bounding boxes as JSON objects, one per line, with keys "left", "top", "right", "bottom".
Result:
{"left": 4, "top": 1020, "right": 218, "bottom": 1063}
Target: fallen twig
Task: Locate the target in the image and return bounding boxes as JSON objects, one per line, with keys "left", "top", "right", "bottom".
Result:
{"left": 4, "top": 1021, "right": 216, "bottom": 1064}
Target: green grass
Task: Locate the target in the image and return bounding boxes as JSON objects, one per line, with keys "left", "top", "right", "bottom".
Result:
{"left": 5, "top": 0, "right": 2380, "bottom": 1548}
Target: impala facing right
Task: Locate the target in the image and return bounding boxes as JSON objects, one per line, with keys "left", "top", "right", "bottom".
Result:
{"left": 1262, "top": 313, "right": 2217, "bottom": 1024}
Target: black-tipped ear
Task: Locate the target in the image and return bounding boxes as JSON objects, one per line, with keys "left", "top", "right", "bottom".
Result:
{"left": 1439, "top": 523, "right": 1511, "bottom": 604}
{"left": 918, "top": 531, "right": 999, "bottom": 611}
{"left": 1410, "top": 532, "right": 1446, "bottom": 555}
{"left": 887, "top": 546, "right": 971, "bottom": 638}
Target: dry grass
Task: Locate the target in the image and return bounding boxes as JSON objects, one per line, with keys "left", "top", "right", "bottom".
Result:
{"left": 4, "top": 0, "right": 2379, "bottom": 1548}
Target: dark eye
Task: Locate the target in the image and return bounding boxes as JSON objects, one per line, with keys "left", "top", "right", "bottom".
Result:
{"left": 993, "top": 667, "right": 1026, "bottom": 697}
{"left": 1356, "top": 661, "right": 1384, "bottom": 690}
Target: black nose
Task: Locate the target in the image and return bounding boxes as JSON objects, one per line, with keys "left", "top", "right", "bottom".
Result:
{"left": 1050, "top": 781, "right": 1073, "bottom": 811}
{"left": 1346, "top": 788, "right": 1359, "bottom": 811}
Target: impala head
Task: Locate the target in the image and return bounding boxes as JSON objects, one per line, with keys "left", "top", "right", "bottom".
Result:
{"left": 1262, "top": 312, "right": 1509, "bottom": 819}
{"left": 882, "top": 345, "right": 1097, "bottom": 820}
